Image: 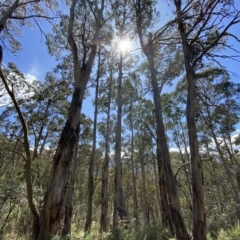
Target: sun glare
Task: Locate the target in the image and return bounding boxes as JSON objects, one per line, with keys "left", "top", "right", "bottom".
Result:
{"left": 118, "top": 40, "right": 130, "bottom": 52}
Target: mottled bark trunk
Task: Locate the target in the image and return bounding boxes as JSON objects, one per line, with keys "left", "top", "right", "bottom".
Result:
{"left": 147, "top": 39, "right": 189, "bottom": 239}
{"left": 38, "top": 88, "right": 83, "bottom": 239}
{"left": 100, "top": 74, "right": 112, "bottom": 232}
{"left": 186, "top": 70, "right": 206, "bottom": 240}
{"left": 175, "top": 1, "right": 206, "bottom": 239}
{"left": 62, "top": 141, "right": 79, "bottom": 237}
{"left": 38, "top": 0, "right": 104, "bottom": 238}
{"left": 114, "top": 52, "right": 128, "bottom": 223}
{"left": 85, "top": 60, "right": 100, "bottom": 233}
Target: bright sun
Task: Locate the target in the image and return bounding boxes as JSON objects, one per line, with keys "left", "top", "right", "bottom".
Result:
{"left": 118, "top": 40, "right": 130, "bottom": 52}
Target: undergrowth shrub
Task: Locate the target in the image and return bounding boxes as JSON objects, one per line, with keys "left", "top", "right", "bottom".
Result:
{"left": 207, "top": 222, "right": 240, "bottom": 240}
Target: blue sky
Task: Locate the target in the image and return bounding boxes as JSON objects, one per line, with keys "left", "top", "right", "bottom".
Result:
{"left": 3, "top": 1, "right": 240, "bottom": 119}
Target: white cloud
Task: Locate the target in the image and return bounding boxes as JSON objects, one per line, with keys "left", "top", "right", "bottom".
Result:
{"left": 25, "top": 73, "right": 37, "bottom": 83}
{"left": 28, "top": 65, "right": 39, "bottom": 78}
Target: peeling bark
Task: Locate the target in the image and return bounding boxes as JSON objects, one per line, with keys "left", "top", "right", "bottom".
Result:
{"left": 38, "top": 0, "right": 104, "bottom": 238}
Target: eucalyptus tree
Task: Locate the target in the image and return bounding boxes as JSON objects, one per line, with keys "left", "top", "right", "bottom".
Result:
{"left": 38, "top": 0, "right": 106, "bottom": 238}
{"left": 63, "top": 113, "right": 94, "bottom": 236}
{"left": 98, "top": 50, "right": 118, "bottom": 232}
{"left": 84, "top": 25, "right": 114, "bottom": 233}
{"left": 126, "top": 93, "right": 166, "bottom": 225}
{"left": 122, "top": 77, "right": 141, "bottom": 227}
{"left": 0, "top": 63, "right": 73, "bottom": 238}
{"left": 134, "top": 1, "right": 189, "bottom": 238}
{"left": 112, "top": 0, "right": 137, "bottom": 225}
{"left": 173, "top": 1, "right": 240, "bottom": 238}
{"left": 85, "top": 46, "right": 104, "bottom": 233}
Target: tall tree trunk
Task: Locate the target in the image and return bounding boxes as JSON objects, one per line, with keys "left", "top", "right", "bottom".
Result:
{"left": 135, "top": 4, "right": 188, "bottom": 238}
{"left": 100, "top": 74, "right": 112, "bottom": 232}
{"left": 130, "top": 99, "right": 138, "bottom": 227}
{"left": 38, "top": 87, "right": 84, "bottom": 239}
{"left": 137, "top": 133, "right": 148, "bottom": 225}
{"left": 144, "top": 38, "right": 188, "bottom": 239}
{"left": 155, "top": 146, "right": 172, "bottom": 231}
{"left": 62, "top": 140, "right": 79, "bottom": 237}
{"left": 175, "top": 1, "right": 206, "bottom": 239}
{"left": 38, "top": 1, "right": 104, "bottom": 238}
{"left": 85, "top": 54, "right": 100, "bottom": 233}
{"left": 114, "top": 51, "right": 128, "bottom": 223}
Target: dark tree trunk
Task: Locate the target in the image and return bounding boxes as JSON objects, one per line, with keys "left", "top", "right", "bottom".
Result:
{"left": 38, "top": 0, "right": 104, "bottom": 237}
{"left": 62, "top": 142, "right": 79, "bottom": 237}
{"left": 100, "top": 74, "right": 112, "bottom": 232}
{"left": 38, "top": 88, "right": 84, "bottom": 239}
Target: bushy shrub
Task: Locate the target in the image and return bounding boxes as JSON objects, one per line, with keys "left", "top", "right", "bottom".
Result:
{"left": 135, "top": 225, "right": 172, "bottom": 240}
{"left": 206, "top": 222, "right": 240, "bottom": 240}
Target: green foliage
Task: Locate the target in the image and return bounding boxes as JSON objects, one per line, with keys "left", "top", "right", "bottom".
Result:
{"left": 135, "top": 225, "right": 172, "bottom": 240}
{"left": 104, "top": 227, "right": 134, "bottom": 240}
{"left": 206, "top": 222, "right": 240, "bottom": 240}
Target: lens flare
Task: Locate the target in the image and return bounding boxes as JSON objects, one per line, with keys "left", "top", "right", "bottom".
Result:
{"left": 118, "top": 40, "right": 129, "bottom": 52}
